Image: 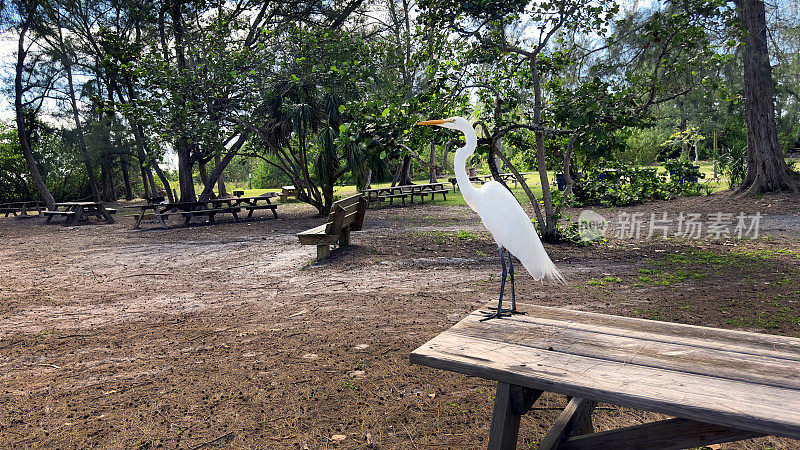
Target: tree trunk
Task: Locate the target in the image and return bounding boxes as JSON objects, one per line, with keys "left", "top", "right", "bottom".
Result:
{"left": 429, "top": 142, "right": 438, "bottom": 183}
{"left": 140, "top": 164, "right": 151, "bottom": 199}
{"left": 398, "top": 154, "right": 413, "bottom": 185}
{"left": 735, "top": 0, "right": 800, "bottom": 193}
{"left": 64, "top": 58, "right": 101, "bottom": 202}
{"left": 170, "top": 0, "right": 197, "bottom": 202}
{"left": 14, "top": 20, "right": 55, "bottom": 209}
{"left": 198, "top": 135, "right": 246, "bottom": 201}
{"left": 215, "top": 153, "right": 227, "bottom": 196}
{"left": 120, "top": 157, "right": 133, "bottom": 200}
{"left": 199, "top": 159, "right": 210, "bottom": 192}
{"left": 530, "top": 57, "right": 559, "bottom": 241}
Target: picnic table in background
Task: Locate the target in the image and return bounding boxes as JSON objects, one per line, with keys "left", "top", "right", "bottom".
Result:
{"left": 43, "top": 202, "right": 116, "bottom": 225}
{"left": 363, "top": 182, "right": 449, "bottom": 207}
{"left": 0, "top": 201, "right": 45, "bottom": 217}
{"left": 448, "top": 173, "right": 528, "bottom": 191}
{"left": 128, "top": 194, "right": 278, "bottom": 229}
{"left": 280, "top": 185, "right": 298, "bottom": 202}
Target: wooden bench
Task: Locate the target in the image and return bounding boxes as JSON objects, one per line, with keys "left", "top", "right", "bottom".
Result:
{"left": 42, "top": 210, "right": 76, "bottom": 222}
{"left": 296, "top": 194, "right": 367, "bottom": 260}
{"left": 155, "top": 207, "right": 240, "bottom": 225}
{"left": 411, "top": 304, "right": 800, "bottom": 449}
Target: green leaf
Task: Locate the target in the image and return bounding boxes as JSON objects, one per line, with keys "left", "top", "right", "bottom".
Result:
{"left": 379, "top": 151, "right": 387, "bottom": 159}
{"left": 339, "top": 124, "right": 346, "bottom": 133}
{"left": 338, "top": 105, "right": 345, "bottom": 114}
{"left": 381, "top": 107, "right": 390, "bottom": 118}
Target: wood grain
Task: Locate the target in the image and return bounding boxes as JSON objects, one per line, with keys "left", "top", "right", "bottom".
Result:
{"left": 410, "top": 304, "right": 800, "bottom": 439}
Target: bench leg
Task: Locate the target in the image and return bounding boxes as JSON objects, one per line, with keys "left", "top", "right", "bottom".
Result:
{"left": 317, "top": 244, "right": 330, "bottom": 260}
{"left": 538, "top": 397, "right": 596, "bottom": 450}
{"left": 339, "top": 226, "right": 351, "bottom": 247}
{"left": 488, "top": 382, "right": 542, "bottom": 450}
{"left": 270, "top": 207, "right": 278, "bottom": 218}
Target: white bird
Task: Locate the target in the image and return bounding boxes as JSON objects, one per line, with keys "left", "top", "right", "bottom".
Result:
{"left": 416, "top": 117, "right": 563, "bottom": 320}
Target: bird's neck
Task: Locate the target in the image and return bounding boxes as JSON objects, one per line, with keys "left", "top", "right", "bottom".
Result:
{"left": 454, "top": 131, "right": 479, "bottom": 209}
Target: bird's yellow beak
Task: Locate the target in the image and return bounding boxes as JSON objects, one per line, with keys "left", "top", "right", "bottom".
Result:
{"left": 416, "top": 119, "right": 448, "bottom": 126}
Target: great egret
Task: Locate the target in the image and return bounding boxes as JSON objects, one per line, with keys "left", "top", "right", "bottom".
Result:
{"left": 416, "top": 117, "right": 563, "bottom": 320}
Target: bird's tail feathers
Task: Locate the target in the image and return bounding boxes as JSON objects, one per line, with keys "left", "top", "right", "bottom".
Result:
{"left": 521, "top": 255, "right": 565, "bottom": 284}
{"left": 519, "top": 228, "right": 565, "bottom": 284}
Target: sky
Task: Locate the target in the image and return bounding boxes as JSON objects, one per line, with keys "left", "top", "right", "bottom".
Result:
{"left": 0, "top": 32, "right": 17, "bottom": 122}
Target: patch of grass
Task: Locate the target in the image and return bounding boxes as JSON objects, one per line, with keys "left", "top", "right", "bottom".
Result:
{"left": 456, "top": 230, "right": 478, "bottom": 240}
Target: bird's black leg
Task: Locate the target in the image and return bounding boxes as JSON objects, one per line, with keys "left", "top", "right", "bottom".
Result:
{"left": 507, "top": 249, "right": 517, "bottom": 313}
{"left": 481, "top": 246, "right": 508, "bottom": 321}
{"left": 505, "top": 250, "right": 525, "bottom": 315}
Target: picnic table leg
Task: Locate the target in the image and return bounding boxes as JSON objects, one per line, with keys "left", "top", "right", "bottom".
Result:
{"left": 230, "top": 209, "right": 240, "bottom": 222}
{"left": 488, "top": 382, "right": 542, "bottom": 450}
{"left": 157, "top": 211, "right": 169, "bottom": 229}
{"left": 538, "top": 397, "right": 596, "bottom": 450}
{"left": 133, "top": 210, "right": 145, "bottom": 229}
{"left": 68, "top": 206, "right": 83, "bottom": 226}
{"left": 97, "top": 205, "right": 115, "bottom": 224}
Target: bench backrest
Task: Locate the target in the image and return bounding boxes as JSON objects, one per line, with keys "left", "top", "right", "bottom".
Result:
{"left": 324, "top": 194, "right": 367, "bottom": 234}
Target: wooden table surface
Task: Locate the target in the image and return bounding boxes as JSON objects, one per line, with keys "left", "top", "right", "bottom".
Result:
{"left": 411, "top": 304, "right": 800, "bottom": 439}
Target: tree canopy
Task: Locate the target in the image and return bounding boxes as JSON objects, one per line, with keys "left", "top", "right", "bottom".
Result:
{"left": 2, "top": 0, "right": 798, "bottom": 218}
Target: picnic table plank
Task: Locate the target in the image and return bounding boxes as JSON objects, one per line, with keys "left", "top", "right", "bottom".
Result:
{"left": 455, "top": 310, "right": 800, "bottom": 390}
{"left": 410, "top": 304, "right": 800, "bottom": 440}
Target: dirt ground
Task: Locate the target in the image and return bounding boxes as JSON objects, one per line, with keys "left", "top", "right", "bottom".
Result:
{"left": 1, "top": 191, "right": 800, "bottom": 449}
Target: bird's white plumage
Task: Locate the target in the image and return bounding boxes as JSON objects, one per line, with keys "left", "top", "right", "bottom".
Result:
{"left": 429, "top": 117, "right": 563, "bottom": 283}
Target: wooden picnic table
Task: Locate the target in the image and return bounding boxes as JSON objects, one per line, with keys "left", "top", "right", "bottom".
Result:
{"left": 43, "top": 202, "right": 115, "bottom": 225}
{"left": 449, "top": 173, "right": 527, "bottom": 191}
{"left": 411, "top": 304, "right": 800, "bottom": 449}
{"left": 363, "top": 182, "right": 449, "bottom": 207}
{"left": 128, "top": 194, "right": 278, "bottom": 229}
{"left": 0, "top": 201, "right": 45, "bottom": 217}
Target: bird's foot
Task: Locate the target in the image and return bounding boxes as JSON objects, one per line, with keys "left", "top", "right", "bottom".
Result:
{"left": 479, "top": 307, "right": 525, "bottom": 321}
{"left": 479, "top": 310, "right": 508, "bottom": 321}
{"left": 485, "top": 306, "right": 526, "bottom": 315}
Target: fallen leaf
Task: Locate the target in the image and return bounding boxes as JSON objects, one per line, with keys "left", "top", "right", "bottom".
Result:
{"left": 331, "top": 434, "right": 346, "bottom": 441}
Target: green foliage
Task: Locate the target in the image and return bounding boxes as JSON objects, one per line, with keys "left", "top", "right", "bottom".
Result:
{"left": 0, "top": 124, "right": 32, "bottom": 202}
{"left": 571, "top": 161, "right": 672, "bottom": 207}
{"left": 718, "top": 146, "right": 747, "bottom": 189}
{"left": 664, "top": 159, "right": 705, "bottom": 194}
{"left": 623, "top": 126, "right": 673, "bottom": 165}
